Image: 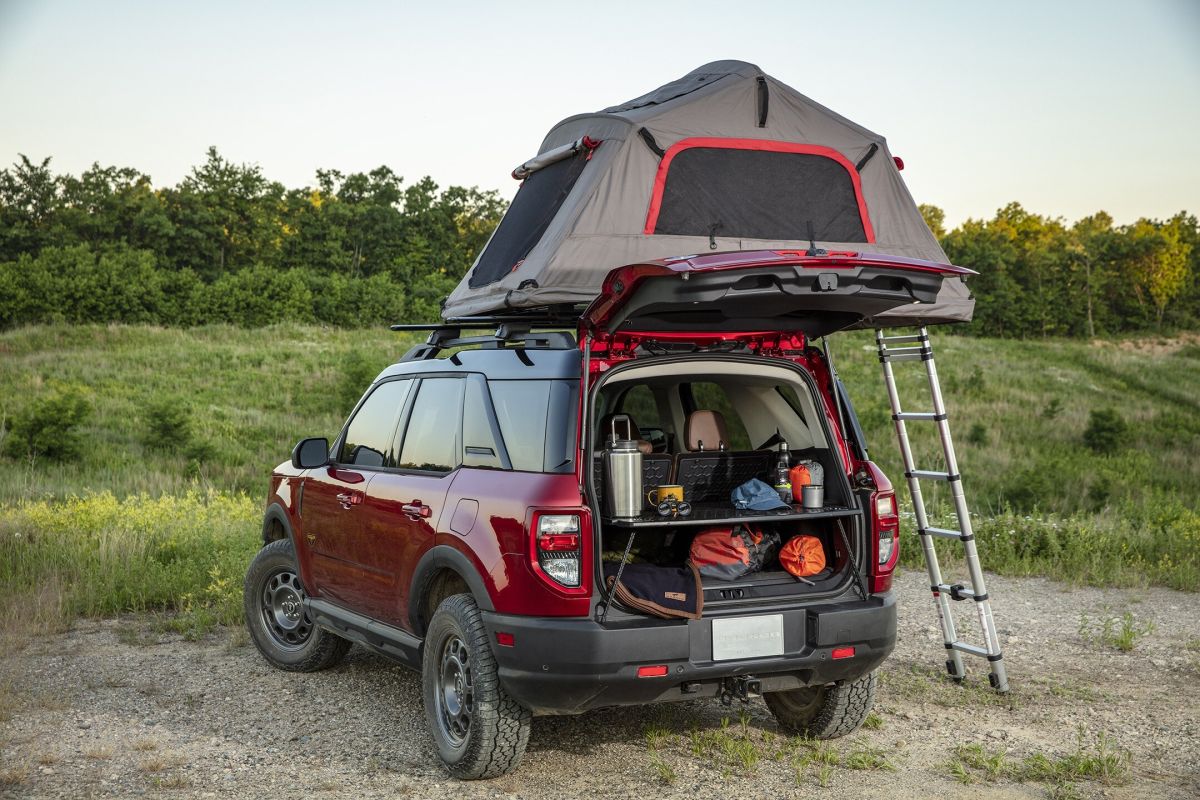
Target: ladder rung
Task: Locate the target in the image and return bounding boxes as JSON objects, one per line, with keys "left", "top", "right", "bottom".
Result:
{"left": 880, "top": 346, "right": 931, "bottom": 363}
{"left": 909, "top": 470, "right": 960, "bottom": 482}
{"left": 894, "top": 412, "right": 944, "bottom": 422}
{"left": 878, "top": 334, "right": 927, "bottom": 344}
{"left": 949, "top": 642, "right": 991, "bottom": 659}
{"left": 937, "top": 582, "right": 981, "bottom": 601}
{"left": 924, "top": 526, "right": 966, "bottom": 541}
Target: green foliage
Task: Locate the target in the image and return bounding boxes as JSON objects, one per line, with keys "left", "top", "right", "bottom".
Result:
{"left": 1082, "top": 408, "right": 1127, "bottom": 453}
{"left": 143, "top": 400, "right": 192, "bottom": 452}
{"left": 1078, "top": 609, "right": 1156, "bottom": 652}
{"left": 1, "top": 385, "right": 92, "bottom": 461}
{"left": 0, "top": 149, "right": 506, "bottom": 330}
{"left": 337, "top": 351, "right": 386, "bottom": 415}
{"left": 936, "top": 203, "right": 1200, "bottom": 336}
{"left": 0, "top": 491, "right": 258, "bottom": 633}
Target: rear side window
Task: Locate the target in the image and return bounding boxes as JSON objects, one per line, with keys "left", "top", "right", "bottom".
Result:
{"left": 397, "top": 378, "right": 464, "bottom": 472}
{"left": 339, "top": 379, "right": 413, "bottom": 467}
{"left": 488, "top": 379, "right": 577, "bottom": 473}
{"left": 646, "top": 141, "right": 872, "bottom": 243}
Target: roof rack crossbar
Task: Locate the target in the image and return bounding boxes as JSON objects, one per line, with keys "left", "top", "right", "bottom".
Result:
{"left": 398, "top": 325, "right": 577, "bottom": 363}
{"left": 390, "top": 304, "right": 585, "bottom": 334}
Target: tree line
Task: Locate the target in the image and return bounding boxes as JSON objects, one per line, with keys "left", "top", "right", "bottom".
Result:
{"left": 0, "top": 149, "right": 1195, "bottom": 336}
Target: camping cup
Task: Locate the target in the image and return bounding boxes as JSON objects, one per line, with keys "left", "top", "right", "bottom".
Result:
{"left": 647, "top": 485, "right": 684, "bottom": 506}
{"left": 801, "top": 484, "right": 824, "bottom": 510}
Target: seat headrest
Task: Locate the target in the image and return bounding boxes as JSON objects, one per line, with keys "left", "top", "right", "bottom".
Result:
{"left": 685, "top": 410, "right": 729, "bottom": 452}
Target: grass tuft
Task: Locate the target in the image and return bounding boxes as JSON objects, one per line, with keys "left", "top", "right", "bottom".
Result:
{"left": 1078, "top": 609, "right": 1156, "bottom": 652}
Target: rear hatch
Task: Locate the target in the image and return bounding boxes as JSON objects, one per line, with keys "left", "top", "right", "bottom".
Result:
{"left": 581, "top": 249, "right": 974, "bottom": 338}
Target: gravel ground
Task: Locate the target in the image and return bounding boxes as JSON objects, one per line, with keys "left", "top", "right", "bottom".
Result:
{"left": 2, "top": 569, "right": 1197, "bottom": 799}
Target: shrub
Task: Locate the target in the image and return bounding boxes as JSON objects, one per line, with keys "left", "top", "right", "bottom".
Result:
{"left": 1042, "top": 398, "right": 1063, "bottom": 419}
{"left": 966, "top": 422, "right": 989, "bottom": 445}
{"left": 142, "top": 400, "right": 191, "bottom": 452}
{"left": 1, "top": 386, "right": 92, "bottom": 461}
{"left": 1083, "top": 408, "right": 1127, "bottom": 454}
{"left": 337, "top": 351, "right": 383, "bottom": 414}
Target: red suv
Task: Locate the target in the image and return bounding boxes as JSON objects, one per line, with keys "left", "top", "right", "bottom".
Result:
{"left": 244, "top": 249, "right": 969, "bottom": 778}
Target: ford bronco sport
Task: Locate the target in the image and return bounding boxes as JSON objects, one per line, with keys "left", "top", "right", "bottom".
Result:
{"left": 244, "top": 249, "right": 970, "bottom": 778}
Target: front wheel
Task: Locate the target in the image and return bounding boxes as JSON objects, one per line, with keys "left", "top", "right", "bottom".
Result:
{"left": 764, "top": 670, "right": 877, "bottom": 739}
{"left": 422, "top": 594, "right": 531, "bottom": 779}
{"left": 243, "top": 539, "right": 350, "bottom": 672}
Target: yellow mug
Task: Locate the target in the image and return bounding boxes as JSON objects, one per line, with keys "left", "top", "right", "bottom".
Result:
{"left": 647, "top": 485, "right": 684, "bottom": 505}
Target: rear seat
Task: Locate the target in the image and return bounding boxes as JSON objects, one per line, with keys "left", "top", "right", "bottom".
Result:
{"left": 674, "top": 410, "right": 775, "bottom": 504}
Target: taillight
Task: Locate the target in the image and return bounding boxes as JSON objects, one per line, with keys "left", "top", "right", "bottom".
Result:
{"left": 871, "top": 488, "right": 901, "bottom": 593}
{"left": 531, "top": 512, "right": 587, "bottom": 592}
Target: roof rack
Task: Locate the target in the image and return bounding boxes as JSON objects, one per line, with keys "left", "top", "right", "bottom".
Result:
{"left": 392, "top": 306, "right": 584, "bottom": 362}
{"left": 389, "top": 304, "right": 584, "bottom": 334}
{"left": 396, "top": 320, "right": 579, "bottom": 362}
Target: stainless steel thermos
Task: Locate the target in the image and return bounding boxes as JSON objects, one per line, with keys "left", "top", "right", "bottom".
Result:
{"left": 602, "top": 414, "right": 643, "bottom": 520}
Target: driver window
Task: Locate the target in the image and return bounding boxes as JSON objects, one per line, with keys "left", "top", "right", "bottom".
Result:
{"left": 339, "top": 379, "right": 413, "bottom": 467}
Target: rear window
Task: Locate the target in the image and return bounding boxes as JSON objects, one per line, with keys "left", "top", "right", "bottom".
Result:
{"left": 647, "top": 141, "right": 871, "bottom": 243}
{"left": 488, "top": 379, "right": 578, "bottom": 473}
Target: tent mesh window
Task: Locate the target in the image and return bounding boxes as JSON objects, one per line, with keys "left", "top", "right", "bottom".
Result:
{"left": 468, "top": 150, "right": 590, "bottom": 288}
{"left": 651, "top": 147, "right": 869, "bottom": 243}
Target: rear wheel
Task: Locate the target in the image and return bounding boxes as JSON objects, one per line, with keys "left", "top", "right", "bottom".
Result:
{"left": 764, "top": 670, "right": 877, "bottom": 739}
{"left": 244, "top": 539, "right": 350, "bottom": 672}
{"left": 422, "top": 594, "right": 530, "bottom": 779}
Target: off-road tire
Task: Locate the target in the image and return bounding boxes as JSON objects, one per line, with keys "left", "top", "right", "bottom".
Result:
{"left": 244, "top": 539, "right": 350, "bottom": 672}
{"left": 764, "top": 670, "right": 877, "bottom": 739}
{"left": 422, "top": 593, "right": 531, "bottom": 779}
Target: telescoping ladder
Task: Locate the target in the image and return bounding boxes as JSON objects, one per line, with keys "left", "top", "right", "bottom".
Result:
{"left": 875, "top": 327, "right": 1009, "bottom": 693}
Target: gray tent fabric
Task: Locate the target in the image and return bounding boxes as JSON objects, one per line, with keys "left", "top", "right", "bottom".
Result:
{"left": 442, "top": 61, "right": 973, "bottom": 327}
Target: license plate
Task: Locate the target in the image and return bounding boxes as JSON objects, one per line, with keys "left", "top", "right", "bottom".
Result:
{"left": 711, "top": 614, "right": 784, "bottom": 661}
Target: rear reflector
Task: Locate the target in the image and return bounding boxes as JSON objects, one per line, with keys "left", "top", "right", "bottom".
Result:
{"left": 495, "top": 632, "right": 515, "bottom": 647}
{"left": 831, "top": 646, "right": 855, "bottom": 660}
{"left": 637, "top": 665, "right": 669, "bottom": 678}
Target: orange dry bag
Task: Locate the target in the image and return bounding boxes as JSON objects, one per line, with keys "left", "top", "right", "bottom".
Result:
{"left": 780, "top": 534, "right": 826, "bottom": 578}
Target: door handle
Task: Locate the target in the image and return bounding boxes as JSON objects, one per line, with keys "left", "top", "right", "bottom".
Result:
{"left": 402, "top": 500, "right": 432, "bottom": 519}
{"left": 337, "top": 492, "right": 362, "bottom": 509}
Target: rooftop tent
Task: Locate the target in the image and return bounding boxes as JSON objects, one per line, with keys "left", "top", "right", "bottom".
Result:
{"left": 442, "top": 60, "right": 972, "bottom": 327}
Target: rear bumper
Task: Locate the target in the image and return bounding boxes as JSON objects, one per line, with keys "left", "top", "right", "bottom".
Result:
{"left": 481, "top": 592, "right": 896, "bottom": 715}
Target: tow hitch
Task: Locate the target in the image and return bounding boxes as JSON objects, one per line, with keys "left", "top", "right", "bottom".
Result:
{"left": 718, "top": 675, "right": 762, "bottom": 706}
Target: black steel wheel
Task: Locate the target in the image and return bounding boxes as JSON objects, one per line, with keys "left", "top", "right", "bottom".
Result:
{"left": 259, "top": 566, "right": 313, "bottom": 649}
{"left": 244, "top": 539, "right": 350, "bottom": 672}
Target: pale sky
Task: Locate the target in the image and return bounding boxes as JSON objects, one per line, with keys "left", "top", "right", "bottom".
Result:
{"left": 1, "top": 0, "right": 1197, "bottom": 227}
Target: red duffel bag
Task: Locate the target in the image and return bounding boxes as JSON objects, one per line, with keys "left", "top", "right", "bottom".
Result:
{"left": 689, "top": 524, "right": 781, "bottom": 580}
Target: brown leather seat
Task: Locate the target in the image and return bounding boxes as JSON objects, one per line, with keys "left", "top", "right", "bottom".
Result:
{"left": 685, "top": 410, "right": 729, "bottom": 452}
{"left": 597, "top": 414, "right": 653, "bottom": 455}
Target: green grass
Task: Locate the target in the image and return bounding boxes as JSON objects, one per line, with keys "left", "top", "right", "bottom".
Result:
{"left": 0, "top": 323, "right": 410, "bottom": 501}
{"left": 833, "top": 329, "right": 1200, "bottom": 591}
{"left": 946, "top": 729, "right": 1130, "bottom": 792}
{"left": 0, "top": 490, "right": 257, "bottom": 637}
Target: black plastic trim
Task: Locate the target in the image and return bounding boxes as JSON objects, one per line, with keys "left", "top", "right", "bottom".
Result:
{"left": 408, "top": 545, "right": 497, "bottom": 634}
{"left": 307, "top": 597, "right": 423, "bottom": 669}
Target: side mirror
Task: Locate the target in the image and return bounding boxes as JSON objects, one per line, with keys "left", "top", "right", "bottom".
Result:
{"left": 291, "top": 437, "right": 330, "bottom": 470}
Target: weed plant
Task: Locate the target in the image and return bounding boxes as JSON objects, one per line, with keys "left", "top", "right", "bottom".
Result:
{"left": 0, "top": 490, "right": 257, "bottom": 637}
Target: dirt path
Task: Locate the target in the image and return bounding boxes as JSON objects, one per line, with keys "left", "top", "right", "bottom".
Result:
{"left": 2, "top": 570, "right": 1197, "bottom": 799}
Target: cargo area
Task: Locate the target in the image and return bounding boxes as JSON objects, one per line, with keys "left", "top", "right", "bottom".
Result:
{"left": 588, "top": 355, "right": 865, "bottom": 611}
